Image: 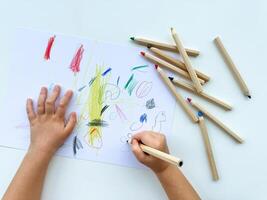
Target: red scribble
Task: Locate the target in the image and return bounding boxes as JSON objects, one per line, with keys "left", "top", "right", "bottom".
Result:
{"left": 44, "top": 35, "right": 56, "bottom": 60}
{"left": 70, "top": 45, "right": 84, "bottom": 74}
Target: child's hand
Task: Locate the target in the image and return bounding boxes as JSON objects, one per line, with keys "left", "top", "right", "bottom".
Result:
{"left": 26, "top": 85, "right": 77, "bottom": 158}
{"left": 131, "top": 131, "right": 171, "bottom": 174}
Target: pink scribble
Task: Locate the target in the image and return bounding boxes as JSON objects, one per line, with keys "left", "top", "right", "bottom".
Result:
{"left": 70, "top": 45, "right": 84, "bottom": 74}
{"left": 44, "top": 35, "right": 56, "bottom": 60}
{"left": 115, "top": 104, "right": 127, "bottom": 121}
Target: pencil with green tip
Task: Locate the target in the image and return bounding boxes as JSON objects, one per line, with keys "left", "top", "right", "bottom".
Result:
{"left": 130, "top": 36, "right": 199, "bottom": 57}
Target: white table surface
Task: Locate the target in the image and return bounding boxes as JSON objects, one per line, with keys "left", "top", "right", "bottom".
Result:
{"left": 0, "top": 0, "right": 267, "bottom": 199}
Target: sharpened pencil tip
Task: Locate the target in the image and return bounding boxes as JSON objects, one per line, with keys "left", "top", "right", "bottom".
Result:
{"left": 197, "top": 111, "right": 204, "bottom": 117}
{"left": 147, "top": 44, "right": 152, "bottom": 49}
{"left": 140, "top": 51, "right": 145, "bottom": 56}
{"left": 130, "top": 37, "right": 135, "bottom": 41}
{"left": 168, "top": 76, "right": 174, "bottom": 81}
{"left": 154, "top": 64, "right": 158, "bottom": 69}
{"left": 179, "top": 161, "right": 183, "bottom": 167}
{"left": 247, "top": 95, "right": 251, "bottom": 99}
{"left": 187, "top": 98, "right": 192, "bottom": 103}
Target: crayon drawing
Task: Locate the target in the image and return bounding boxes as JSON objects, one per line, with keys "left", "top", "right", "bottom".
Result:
{"left": 0, "top": 29, "right": 176, "bottom": 168}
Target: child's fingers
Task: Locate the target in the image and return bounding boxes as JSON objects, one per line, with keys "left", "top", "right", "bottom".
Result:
{"left": 56, "top": 90, "right": 73, "bottom": 119}
{"left": 45, "top": 85, "right": 61, "bottom": 115}
{"left": 26, "top": 98, "right": 36, "bottom": 122}
{"left": 131, "top": 139, "right": 147, "bottom": 163}
{"left": 132, "top": 131, "right": 156, "bottom": 146}
{"left": 37, "top": 87, "right": 47, "bottom": 115}
{"left": 64, "top": 112, "right": 77, "bottom": 136}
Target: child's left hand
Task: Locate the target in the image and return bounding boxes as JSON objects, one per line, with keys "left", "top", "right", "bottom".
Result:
{"left": 26, "top": 85, "right": 77, "bottom": 158}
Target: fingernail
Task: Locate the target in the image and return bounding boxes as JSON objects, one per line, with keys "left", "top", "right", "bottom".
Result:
{"left": 54, "top": 85, "right": 60, "bottom": 91}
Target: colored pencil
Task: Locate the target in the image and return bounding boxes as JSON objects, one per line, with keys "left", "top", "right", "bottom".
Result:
{"left": 155, "top": 65, "right": 199, "bottom": 123}
{"left": 188, "top": 98, "right": 244, "bottom": 143}
{"left": 198, "top": 114, "right": 219, "bottom": 181}
{"left": 169, "top": 77, "right": 232, "bottom": 111}
{"left": 149, "top": 46, "right": 210, "bottom": 82}
{"left": 128, "top": 139, "right": 183, "bottom": 167}
{"left": 214, "top": 36, "right": 251, "bottom": 98}
{"left": 130, "top": 37, "right": 199, "bottom": 57}
{"left": 170, "top": 28, "right": 203, "bottom": 93}
{"left": 141, "top": 51, "right": 205, "bottom": 85}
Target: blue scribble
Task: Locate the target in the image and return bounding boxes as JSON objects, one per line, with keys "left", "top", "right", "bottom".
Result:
{"left": 78, "top": 85, "right": 86, "bottom": 92}
{"left": 140, "top": 113, "right": 147, "bottom": 123}
{"left": 102, "top": 67, "right": 112, "bottom": 76}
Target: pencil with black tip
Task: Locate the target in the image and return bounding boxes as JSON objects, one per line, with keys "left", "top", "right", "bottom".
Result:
{"left": 169, "top": 76, "right": 232, "bottom": 111}
{"left": 127, "top": 139, "right": 183, "bottom": 167}
{"left": 214, "top": 36, "right": 251, "bottom": 99}
{"left": 170, "top": 28, "right": 203, "bottom": 93}
{"left": 140, "top": 51, "right": 205, "bottom": 85}
{"left": 197, "top": 111, "right": 219, "bottom": 181}
{"left": 187, "top": 98, "right": 244, "bottom": 143}
{"left": 155, "top": 65, "right": 198, "bottom": 123}
{"left": 149, "top": 46, "right": 210, "bottom": 82}
{"left": 130, "top": 36, "right": 200, "bottom": 57}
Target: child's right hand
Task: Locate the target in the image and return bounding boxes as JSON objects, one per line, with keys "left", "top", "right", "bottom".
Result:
{"left": 131, "top": 131, "right": 171, "bottom": 174}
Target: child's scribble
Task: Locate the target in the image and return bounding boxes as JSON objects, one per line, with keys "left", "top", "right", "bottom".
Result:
{"left": 131, "top": 65, "right": 148, "bottom": 72}
{"left": 44, "top": 35, "right": 56, "bottom": 60}
{"left": 124, "top": 74, "right": 138, "bottom": 95}
{"left": 70, "top": 45, "right": 84, "bottom": 74}
{"left": 102, "top": 67, "right": 112, "bottom": 76}
{"left": 100, "top": 105, "right": 110, "bottom": 116}
{"left": 152, "top": 111, "right": 166, "bottom": 132}
{"left": 73, "top": 135, "right": 83, "bottom": 155}
{"left": 135, "top": 81, "right": 153, "bottom": 98}
{"left": 146, "top": 98, "right": 156, "bottom": 109}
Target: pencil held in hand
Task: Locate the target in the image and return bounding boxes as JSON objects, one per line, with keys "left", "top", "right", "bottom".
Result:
{"left": 127, "top": 139, "right": 183, "bottom": 167}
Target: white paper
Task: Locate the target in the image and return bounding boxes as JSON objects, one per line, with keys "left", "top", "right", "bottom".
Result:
{"left": 0, "top": 28, "right": 176, "bottom": 168}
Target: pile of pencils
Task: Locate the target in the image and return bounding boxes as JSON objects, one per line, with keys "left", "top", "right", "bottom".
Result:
{"left": 131, "top": 27, "right": 251, "bottom": 181}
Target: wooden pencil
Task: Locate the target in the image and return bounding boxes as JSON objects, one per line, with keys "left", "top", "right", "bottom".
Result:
{"left": 141, "top": 51, "right": 205, "bottom": 85}
{"left": 198, "top": 115, "right": 219, "bottom": 181}
{"left": 214, "top": 36, "right": 251, "bottom": 98}
{"left": 130, "top": 36, "right": 199, "bottom": 57}
{"left": 128, "top": 139, "right": 183, "bottom": 167}
{"left": 170, "top": 28, "right": 203, "bottom": 93}
{"left": 149, "top": 46, "right": 210, "bottom": 82}
{"left": 188, "top": 98, "right": 244, "bottom": 143}
{"left": 169, "top": 77, "right": 232, "bottom": 111}
{"left": 155, "top": 65, "right": 199, "bottom": 123}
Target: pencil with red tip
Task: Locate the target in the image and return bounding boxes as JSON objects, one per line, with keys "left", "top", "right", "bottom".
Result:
{"left": 187, "top": 98, "right": 244, "bottom": 143}
{"left": 140, "top": 51, "right": 205, "bottom": 84}
{"left": 155, "top": 64, "right": 198, "bottom": 123}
